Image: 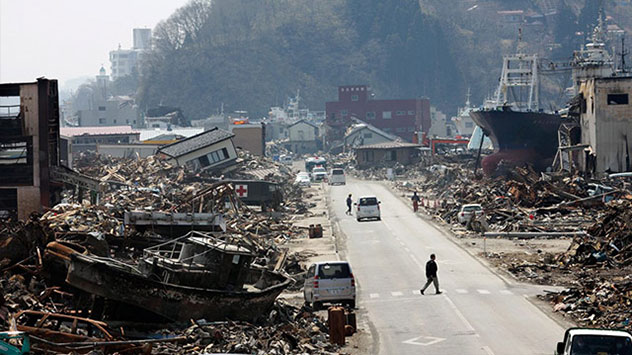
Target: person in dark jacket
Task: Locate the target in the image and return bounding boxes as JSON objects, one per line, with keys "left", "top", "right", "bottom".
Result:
{"left": 346, "top": 194, "right": 353, "bottom": 215}
{"left": 411, "top": 191, "right": 420, "bottom": 212}
{"left": 420, "top": 254, "right": 441, "bottom": 295}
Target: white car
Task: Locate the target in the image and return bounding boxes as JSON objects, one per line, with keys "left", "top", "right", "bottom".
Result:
{"left": 457, "top": 204, "right": 484, "bottom": 224}
{"left": 312, "top": 167, "right": 328, "bottom": 182}
{"left": 279, "top": 154, "right": 293, "bottom": 165}
{"left": 304, "top": 261, "right": 356, "bottom": 310}
{"left": 328, "top": 168, "right": 346, "bottom": 185}
{"left": 294, "top": 172, "right": 311, "bottom": 187}
{"left": 355, "top": 196, "right": 381, "bottom": 221}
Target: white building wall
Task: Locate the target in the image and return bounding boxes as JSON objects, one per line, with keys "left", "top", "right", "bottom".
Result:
{"left": 580, "top": 78, "right": 632, "bottom": 174}
{"left": 287, "top": 122, "right": 318, "bottom": 141}
{"left": 344, "top": 128, "right": 393, "bottom": 147}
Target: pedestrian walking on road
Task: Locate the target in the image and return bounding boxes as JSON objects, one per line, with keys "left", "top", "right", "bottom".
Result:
{"left": 346, "top": 194, "right": 353, "bottom": 215}
{"left": 411, "top": 191, "right": 420, "bottom": 212}
{"left": 420, "top": 254, "right": 441, "bottom": 295}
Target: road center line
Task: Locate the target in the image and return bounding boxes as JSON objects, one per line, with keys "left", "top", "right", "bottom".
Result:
{"left": 483, "top": 345, "right": 495, "bottom": 355}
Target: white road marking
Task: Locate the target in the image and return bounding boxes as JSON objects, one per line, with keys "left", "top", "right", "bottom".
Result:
{"left": 402, "top": 335, "right": 446, "bottom": 346}
{"left": 455, "top": 289, "right": 468, "bottom": 294}
{"left": 443, "top": 295, "right": 477, "bottom": 334}
{"left": 412, "top": 290, "right": 421, "bottom": 295}
{"left": 477, "top": 289, "right": 491, "bottom": 294}
{"left": 391, "top": 291, "right": 403, "bottom": 297}
{"left": 370, "top": 293, "right": 380, "bottom": 298}
{"left": 404, "top": 247, "right": 410, "bottom": 252}
{"left": 500, "top": 290, "right": 513, "bottom": 295}
{"left": 482, "top": 345, "right": 495, "bottom": 355}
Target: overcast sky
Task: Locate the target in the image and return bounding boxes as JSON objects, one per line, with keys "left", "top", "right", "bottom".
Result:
{"left": 0, "top": 0, "right": 189, "bottom": 88}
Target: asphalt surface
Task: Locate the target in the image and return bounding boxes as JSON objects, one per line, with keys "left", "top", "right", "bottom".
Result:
{"left": 329, "top": 178, "right": 565, "bottom": 355}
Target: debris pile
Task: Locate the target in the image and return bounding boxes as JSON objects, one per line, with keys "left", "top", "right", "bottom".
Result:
{"left": 154, "top": 301, "right": 337, "bottom": 354}
{"left": 0, "top": 150, "right": 341, "bottom": 353}
{"left": 541, "top": 275, "right": 632, "bottom": 329}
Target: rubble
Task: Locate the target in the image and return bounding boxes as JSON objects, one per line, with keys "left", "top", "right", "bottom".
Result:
{"left": 0, "top": 149, "right": 342, "bottom": 353}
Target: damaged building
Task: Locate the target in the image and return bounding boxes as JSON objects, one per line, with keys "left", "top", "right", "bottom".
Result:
{"left": 577, "top": 76, "right": 632, "bottom": 175}
{"left": 157, "top": 126, "right": 239, "bottom": 173}
{"left": 0, "top": 79, "right": 63, "bottom": 220}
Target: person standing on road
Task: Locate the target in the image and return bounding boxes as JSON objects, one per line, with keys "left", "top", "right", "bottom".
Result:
{"left": 411, "top": 191, "right": 420, "bottom": 212}
{"left": 346, "top": 194, "right": 353, "bottom": 215}
{"left": 420, "top": 254, "right": 441, "bottom": 295}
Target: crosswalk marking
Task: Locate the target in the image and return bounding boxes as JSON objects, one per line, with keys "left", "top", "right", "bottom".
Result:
{"left": 364, "top": 288, "right": 518, "bottom": 299}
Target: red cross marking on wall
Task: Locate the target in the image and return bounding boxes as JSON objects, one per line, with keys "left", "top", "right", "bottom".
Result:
{"left": 235, "top": 184, "right": 248, "bottom": 197}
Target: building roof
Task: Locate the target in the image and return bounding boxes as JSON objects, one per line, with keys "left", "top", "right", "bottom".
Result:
{"left": 60, "top": 126, "right": 138, "bottom": 137}
{"left": 345, "top": 123, "right": 400, "bottom": 142}
{"left": 138, "top": 128, "right": 204, "bottom": 141}
{"left": 158, "top": 127, "right": 234, "bottom": 158}
{"left": 288, "top": 119, "right": 318, "bottom": 129}
{"left": 354, "top": 141, "right": 421, "bottom": 150}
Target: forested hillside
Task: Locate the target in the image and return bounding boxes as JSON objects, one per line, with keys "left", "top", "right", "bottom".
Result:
{"left": 137, "top": 0, "right": 629, "bottom": 120}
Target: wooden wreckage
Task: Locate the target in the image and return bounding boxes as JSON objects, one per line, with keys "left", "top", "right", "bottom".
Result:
{"left": 65, "top": 231, "right": 293, "bottom": 322}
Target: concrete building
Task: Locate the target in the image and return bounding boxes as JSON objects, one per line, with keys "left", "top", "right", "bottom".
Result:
{"left": 353, "top": 141, "right": 422, "bottom": 169}
{"left": 110, "top": 28, "right": 151, "bottom": 80}
{"left": 158, "top": 127, "right": 238, "bottom": 173}
{"left": 0, "top": 79, "right": 62, "bottom": 219}
{"left": 133, "top": 28, "right": 151, "bottom": 50}
{"left": 577, "top": 76, "right": 632, "bottom": 174}
{"left": 75, "top": 67, "right": 140, "bottom": 128}
{"left": 60, "top": 126, "right": 140, "bottom": 153}
{"left": 325, "top": 85, "right": 430, "bottom": 146}
{"left": 285, "top": 120, "right": 320, "bottom": 155}
{"left": 428, "top": 106, "right": 451, "bottom": 138}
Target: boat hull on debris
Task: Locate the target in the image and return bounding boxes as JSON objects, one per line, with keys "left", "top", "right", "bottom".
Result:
{"left": 470, "top": 109, "right": 563, "bottom": 174}
{"left": 66, "top": 253, "right": 292, "bottom": 322}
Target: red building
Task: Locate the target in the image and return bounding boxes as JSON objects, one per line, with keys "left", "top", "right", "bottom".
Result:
{"left": 325, "top": 85, "right": 430, "bottom": 145}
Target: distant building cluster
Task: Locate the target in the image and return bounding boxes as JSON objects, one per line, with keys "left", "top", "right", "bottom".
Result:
{"left": 109, "top": 28, "right": 151, "bottom": 80}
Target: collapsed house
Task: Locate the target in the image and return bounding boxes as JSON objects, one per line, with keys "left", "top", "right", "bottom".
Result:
{"left": 157, "top": 126, "right": 239, "bottom": 173}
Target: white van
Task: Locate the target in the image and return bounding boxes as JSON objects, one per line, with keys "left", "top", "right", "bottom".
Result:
{"left": 279, "top": 154, "right": 293, "bottom": 165}
{"left": 355, "top": 196, "right": 381, "bottom": 221}
{"left": 328, "top": 168, "right": 346, "bottom": 185}
{"left": 304, "top": 261, "right": 356, "bottom": 310}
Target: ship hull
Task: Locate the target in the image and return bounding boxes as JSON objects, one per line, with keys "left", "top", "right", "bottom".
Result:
{"left": 469, "top": 109, "right": 563, "bottom": 174}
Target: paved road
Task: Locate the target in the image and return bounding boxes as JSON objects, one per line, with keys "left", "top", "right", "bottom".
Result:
{"left": 329, "top": 179, "right": 564, "bottom": 355}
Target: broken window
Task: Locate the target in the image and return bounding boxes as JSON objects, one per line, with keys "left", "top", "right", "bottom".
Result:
{"left": 0, "top": 188, "right": 17, "bottom": 220}
{"left": 198, "top": 155, "right": 210, "bottom": 167}
{"left": 608, "top": 94, "right": 629, "bottom": 105}
{"left": 0, "top": 139, "right": 33, "bottom": 185}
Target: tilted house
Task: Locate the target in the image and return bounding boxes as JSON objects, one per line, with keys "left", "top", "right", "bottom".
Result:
{"left": 158, "top": 127, "right": 239, "bottom": 173}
